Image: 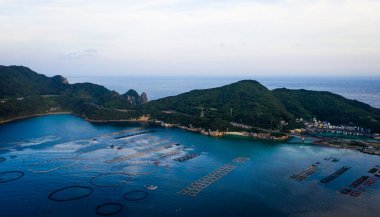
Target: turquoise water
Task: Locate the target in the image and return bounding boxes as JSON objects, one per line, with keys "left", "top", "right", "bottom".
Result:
{"left": 0, "top": 114, "right": 379, "bottom": 217}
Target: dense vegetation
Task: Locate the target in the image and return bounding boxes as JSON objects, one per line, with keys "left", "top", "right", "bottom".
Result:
{"left": 0, "top": 65, "right": 145, "bottom": 121}
{"left": 273, "top": 88, "right": 380, "bottom": 132}
{"left": 144, "top": 80, "right": 380, "bottom": 132}
{"left": 1, "top": 65, "right": 379, "bottom": 133}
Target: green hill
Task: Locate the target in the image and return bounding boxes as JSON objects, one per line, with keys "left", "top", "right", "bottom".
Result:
{"left": 145, "top": 80, "right": 380, "bottom": 132}
{"left": 0, "top": 65, "right": 68, "bottom": 97}
{"left": 273, "top": 88, "right": 380, "bottom": 132}
{"left": 0, "top": 65, "right": 145, "bottom": 121}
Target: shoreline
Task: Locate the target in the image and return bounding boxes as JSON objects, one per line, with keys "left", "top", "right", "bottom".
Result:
{"left": 0, "top": 112, "right": 75, "bottom": 124}
{"left": 1, "top": 113, "right": 378, "bottom": 154}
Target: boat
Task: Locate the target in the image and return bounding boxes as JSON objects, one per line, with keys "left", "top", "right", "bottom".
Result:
{"left": 146, "top": 185, "right": 158, "bottom": 190}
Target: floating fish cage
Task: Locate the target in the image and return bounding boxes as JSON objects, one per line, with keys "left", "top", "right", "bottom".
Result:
{"left": 48, "top": 185, "right": 93, "bottom": 202}
{"left": 0, "top": 171, "right": 24, "bottom": 183}
{"left": 123, "top": 190, "right": 149, "bottom": 201}
{"left": 95, "top": 202, "right": 124, "bottom": 216}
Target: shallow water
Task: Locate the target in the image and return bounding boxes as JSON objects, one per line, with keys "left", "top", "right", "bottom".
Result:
{"left": 0, "top": 114, "right": 379, "bottom": 217}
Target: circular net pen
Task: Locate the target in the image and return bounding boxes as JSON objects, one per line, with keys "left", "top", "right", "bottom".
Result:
{"left": 123, "top": 190, "right": 149, "bottom": 201}
{"left": 48, "top": 185, "right": 94, "bottom": 202}
{"left": 0, "top": 157, "right": 5, "bottom": 163}
{"left": 95, "top": 202, "right": 124, "bottom": 216}
{"left": 90, "top": 172, "right": 132, "bottom": 188}
{"left": 0, "top": 171, "right": 24, "bottom": 183}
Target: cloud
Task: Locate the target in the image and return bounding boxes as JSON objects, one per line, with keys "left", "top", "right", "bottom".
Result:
{"left": 0, "top": 0, "right": 379, "bottom": 76}
{"left": 60, "top": 49, "right": 97, "bottom": 60}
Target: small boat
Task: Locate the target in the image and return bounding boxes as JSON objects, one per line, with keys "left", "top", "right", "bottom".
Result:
{"left": 146, "top": 185, "right": 158, "bottom": 190}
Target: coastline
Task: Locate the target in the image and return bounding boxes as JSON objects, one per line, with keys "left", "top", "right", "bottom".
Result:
{"left": 1, "top": 113, "right": 378, "bottom": 155}
{"left": 0, "top": 112, "right": 74, "bottom": 124}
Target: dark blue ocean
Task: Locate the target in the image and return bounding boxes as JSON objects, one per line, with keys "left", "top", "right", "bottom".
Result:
{"left": 68, "top": 76, "right": 380, "bottom": 108}
{"left": 0, "top": 115, "right": 380, "bottom": 217}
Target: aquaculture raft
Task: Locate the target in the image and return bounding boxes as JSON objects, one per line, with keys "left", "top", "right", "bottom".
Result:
{"left": 114, "top": 130, "right": 156, "bottom": 140}
{"left": 123, "top": 190, "right": 149, "bottom": 201}
{"left": 178, "top": 164, "right": 237, "bottom": 197}
{"left": 340, "top": 165, "right": 380, "bottom": 198}
{"left": 232, "top": 157, "right": 250, "bottom": 163}
{"left": 160, "top": 149, "right": 182, "bottom": 159}
{"left": 290, "top": 164, "right": 320, "bottom": 181}
{"left": 106, "top": 143, "right": 176, "bottom": 163}
{"left": 174, "top": 153, "right": 199, "bottom": 162}
{"left": 320, "top": 166, "right": 350, "bottom": 184}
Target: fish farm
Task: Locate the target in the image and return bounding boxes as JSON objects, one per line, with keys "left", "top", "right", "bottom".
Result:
{"left": 178, "top": 164, "right": 237, "bottom": 197}
{"left": 320, "top": 166, "right": 351, "bottom": 184}
{"left": 1, "top": 114, "right": 380, "bottom": 217}
{"left": 289, "top": 164, "right": 320, "bottom": 181}
{"left": 174, "top": 153, "right": 199, "bottom": 162}
{"left": 340, "top": 165, "right": 380, "bottom": 198}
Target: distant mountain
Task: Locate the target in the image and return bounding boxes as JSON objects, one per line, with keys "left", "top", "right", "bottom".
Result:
{"left": 0, "top": 65, "right": 146, "bottom": 121}
{"left": 145, "top": 80, "right": 380, "bottom": 132}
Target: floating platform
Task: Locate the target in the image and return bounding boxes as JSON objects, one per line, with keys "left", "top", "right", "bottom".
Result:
{"left": 114, "top": 130, "right": 156, "bottom": 140}
{"left": 290, "top": 164, "right": 320, "bottom": 181}
{"left": 340, "top": 165, "right": 379, "bottom": 198}
{"left": 174, "top": 153, "right": 199, "bottom": 162}
{"left": 232, "top": 157, "right": 250, "bottom": 163}
{"left": 160, "top": 148, "right": 182, "bottom": 159}
{"left": 320, "top": 166, "right": 350, "bottom": 184}
{"left": 106, "top": 143, "right": 176, "bottom": 163}
{"left": 178, "top": 164, "right": 237, "bottom": 197}
{"left": 137, "top": 139, "right": 167, "bottom": 148}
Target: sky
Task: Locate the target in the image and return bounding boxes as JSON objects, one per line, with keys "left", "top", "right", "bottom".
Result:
{"left": 0, "top": 0, "right": 380, "bottom": 77}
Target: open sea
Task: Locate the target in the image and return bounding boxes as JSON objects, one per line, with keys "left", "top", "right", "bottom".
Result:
{"left": 67, "top": 76, "right": 380, "bottom": 108}
{"left": 0, "top": 114, "right": 380, "bottom": 217}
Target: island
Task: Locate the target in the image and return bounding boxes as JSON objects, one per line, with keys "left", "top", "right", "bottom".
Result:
{"left": 1, "top": 65, "right": 380, "bottom": 152}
